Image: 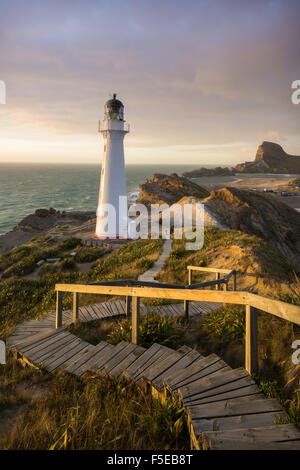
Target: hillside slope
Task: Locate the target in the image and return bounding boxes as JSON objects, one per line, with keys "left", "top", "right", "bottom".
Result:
{"left": 203, "top": 187, "right": 300, "bottom": 267}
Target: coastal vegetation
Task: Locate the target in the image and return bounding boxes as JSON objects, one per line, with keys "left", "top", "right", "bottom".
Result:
{"left": 0, "top": 237, "right": 164, "bottom": 339}
{"left": 0, "top": 353, "right": 187, "bottom": 450}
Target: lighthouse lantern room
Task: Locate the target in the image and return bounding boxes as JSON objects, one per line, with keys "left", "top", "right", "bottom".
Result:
{"left": 95, "top": 94, "right": 130, "bottom": 239}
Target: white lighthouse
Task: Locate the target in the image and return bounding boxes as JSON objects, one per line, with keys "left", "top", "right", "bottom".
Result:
{"left": 95, "top": 94, "right": 130, "bottom": 239}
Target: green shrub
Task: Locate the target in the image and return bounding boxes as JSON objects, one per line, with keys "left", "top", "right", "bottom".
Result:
{"left": 58, "top": 237, "right": 81, "bottom": 250}
{"left": 202, "top": 306, "right": 245, "bottom": 344}
{"left": 107, "top": 314, "right": 184, "bottom": 349}
{"left": 74, "top": 247, "right": 108, "bottom": 263}
{"left": 135, "top": 258, "right": 154, "bottom": 270}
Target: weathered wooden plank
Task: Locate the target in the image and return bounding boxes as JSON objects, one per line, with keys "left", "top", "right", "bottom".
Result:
{"left": 23, "top": 330, "right": 74, "bottom": 358}
{"left": 46, "top": 340, "right": 90, "bottom": 372}
{"left": 142, "top": 350, "right": 183, "bottom": 382}
{"left": 245, "top": 304, "right": 258, "bottom": 374}
{"left": 42, "top": 338, "right": 84, "bottom": 369}
{"left": 7, "top": 328, "right": 55, "bottom": 347}
{"left": 132, "top": 297, "right": 140, "bottom": 345}
{"left": 55, "top": 283, "right": 249, "bottom": 305}
{"left": 56, "top": 291, "right": 63, "bottom": 328}
{"left": 192, "top": 411, "right": 287, "bottom": 434}
{"left": 152, "top": 349, "right": 205, "bottom": 391}
{"left": 178, "top": 368, "right": 250, "bottom": 401}
{"left": 16, "top": 329, "right": 64, "bottom": 353}
{"left": 102, "top": 343, "right": 140, "bottom": 374}
{"left": 78, "top": 342, "right": 115, "bottom": 376}
{"left": 64, "top": 342, "right": 108, "bottom": 374}
{"left": 90, "top": 304, "right": 106, "bottom": 319}
{"left": 73, "top": 292, "right": 79, "bottom": 323}
{"left": 188, "top": 397, "right": 282, "bottom": 421}
{"left": 188, "top": 266, "right": 232, "bottom": 274}
{"left": 123, "top": 344, "right": 169, "bottom": 381}
{"left": 92, "top": 341, "right": 129, "bottom": 372}
{"left": 109, "top": 346, "right": 146, "bottom": 379}
{"left": 185, "top": 385, "right": 262, "bottom": 407}
{"left": 166, "top": 354, "right": 228, "bottom": 391}
{"left": 28, "top": 334, "right": 78, "bottom": 363}
{"left": 203, "top": 424, "right": 300, "bottom": 450}
{"left": 134, "top": 348, "right": 176, "bottom": 383}
{"left": 61, "top": 344, "right": 96, "bottom": 373}
{"left": 181, "top": 374, "right": 256, "bottom": 403}
{"left": 78, "top": 306, "right": 90, "bottom": 322}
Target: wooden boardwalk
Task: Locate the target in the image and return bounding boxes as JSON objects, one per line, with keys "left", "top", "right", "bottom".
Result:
{"left": 7, "top": 299, "right": 300, "bottom": 450}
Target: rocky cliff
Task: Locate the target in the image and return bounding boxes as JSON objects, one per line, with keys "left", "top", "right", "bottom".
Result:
{"left": 235, "top": 141, "right": 300, "bottom": 174}
{"left": 203, "top": 187, "right": 300, "bottom": 267}
{"left": 183, "top": 142, "right": 300, "bottom": 178}
{"left": 183, "top": 167, "right": 235, "bottom": 178}
{"left": 136, "top": 173, "right": 209, "bottom": 207}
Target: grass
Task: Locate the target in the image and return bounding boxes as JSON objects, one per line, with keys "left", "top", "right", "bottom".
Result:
{"left": 107, "top": 314, "right": 185, "bottom": 349}
{"left": 191, "top": 301, "right": 300, "bottom": 422}
{"left": 0, "top": 237, "right": 164, "bottom": 340}
{"left": 68, "top": 313, "right": 186, "bottom": 350}
{"left": 0, "top": 354, "right": 188, "bottom": 450}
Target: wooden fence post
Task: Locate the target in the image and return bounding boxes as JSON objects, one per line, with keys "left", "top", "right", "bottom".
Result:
{"left": 126, "top": 296, "right": 132, "bottom": 316}
{"left": 56, "top": 291, "right": 63, "bottom": 328}
{"left": 245, "top": 304, "right": 258, "bottom": 375}
{"left": 184, "top": 269, "right": 192, "bottom": 319}
{"left": 132, "top": 296, "right": 140, "bottom": 345}
{"left": 73, "top": 292, "right": 79, "bottom": 323}
{"left": 216, "top": 272, "right": 220, "bottom": 290}
{"left": 233, "top": 271, "right": 237, "bottom": 291}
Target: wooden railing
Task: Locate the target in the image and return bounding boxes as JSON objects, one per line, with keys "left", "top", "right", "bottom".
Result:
{"left": 184, "top": 266, "right": 236, "bottom": 317}
{"left": 55, "top": 279, "right": 300, "bottom": 376}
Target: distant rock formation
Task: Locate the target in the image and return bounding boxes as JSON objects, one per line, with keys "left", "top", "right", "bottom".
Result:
{"left": 183, "top": 167, "right": 235, "bottom": 178}
{"left": 183, "top": 142, "right": 300, "bottom": 178}
{"left": 235, "top": 141, "right": 300, "bottom": 174}
{"left": 203, "top": 187, "right": 300, "bottom": 267}
{"left": 136, "top": 173, "right": 209, "bottom": 207}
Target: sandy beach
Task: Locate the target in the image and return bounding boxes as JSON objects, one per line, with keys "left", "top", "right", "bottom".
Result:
{"left": 201, "top": 175, "right": 300, "bottom": 210}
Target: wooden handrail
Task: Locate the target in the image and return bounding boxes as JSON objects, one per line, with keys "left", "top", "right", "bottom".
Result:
{"left": 187, "top": 266, "right": 233, "bottom": 274}
{"left": 55, "top": 281, "right": 300, "bottom": 374}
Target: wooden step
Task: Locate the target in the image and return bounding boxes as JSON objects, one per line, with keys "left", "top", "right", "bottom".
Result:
{"left": 202, "top": 424, "right": 300, "bottom": 450}
{"left": 178, "top": 368, "right": 253, "bottom": 404}
{"left": 73, "top": 341, "right": 114, "bottom": 377}
{"left": 109, "top": 345, "right": 146, "bottom": 380}
{"left": 152, "top": 348, "right": 203, "bottom": 392}
{"left": 89, "top": 341, "right": 129, "bottom": 374}
{"left": 164, "top": 354, "right": 230, "bottom": 395}
{"left": 101, "top": 343, "right": 145, "bottom": 377}
{"left": 122, "top": 343, "right": 171, "bottom": 382}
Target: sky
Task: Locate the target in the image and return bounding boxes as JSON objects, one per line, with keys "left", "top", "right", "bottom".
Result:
{"left": 0, "top": 0, "right": 299, "bottom": 165}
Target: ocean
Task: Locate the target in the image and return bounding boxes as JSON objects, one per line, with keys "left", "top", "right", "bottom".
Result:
{"left": 0, "top": 163, "right": 294, "bottom": 236}
{"left": 0, "top": 163, "right": 203, "bottom": 235}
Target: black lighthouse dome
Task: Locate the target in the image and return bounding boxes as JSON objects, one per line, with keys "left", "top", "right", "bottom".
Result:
{"left": 105, "top": 93, "right": 124, "bottom": 120}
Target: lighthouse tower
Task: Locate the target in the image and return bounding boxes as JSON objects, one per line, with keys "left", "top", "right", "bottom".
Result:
{"left": 95, "top": 94, "right": 130, "bottom": 239}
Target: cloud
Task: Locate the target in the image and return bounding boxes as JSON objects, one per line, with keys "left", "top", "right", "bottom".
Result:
{"left": 0, "top": 0, "right": 299, "bottom": 164}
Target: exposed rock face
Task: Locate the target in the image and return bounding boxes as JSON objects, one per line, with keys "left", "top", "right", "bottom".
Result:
{"left": 235, "top": 141, "right": 300, "bottom": 174}
{"left": 203, "top": 187, "right": 300, "bottom": 267}
{"left": 136, "top": 173, "right": 209, "bottom": 207}
{"left": 183, "top": 142, "right": 300, "bottom": 178}
{"left": 17, "top": 209, "right": 95, "bottom": 232}
{"left": 183, "top": 167, "right": 235, "bottom": 178}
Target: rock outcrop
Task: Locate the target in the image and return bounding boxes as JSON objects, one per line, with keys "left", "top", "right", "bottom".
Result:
{"left": 235, "top": 141, "right": 300, "bottom": 174}
{"left": 183, "top": 167, "right": 235, "bottom": 178}
{"left": 183, "top": 142, "right": 300, "bottom": 179}
{"left": 203, "top": 187, "right": 300, "bottom": 267}
{"left": 136, "top": 173, "right": 209, "bottom": 207}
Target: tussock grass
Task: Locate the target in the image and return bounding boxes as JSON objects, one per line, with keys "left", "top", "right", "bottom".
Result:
{"left": 0, "top": 363, "right": 188, "bottom": 450}
{"left": 0, "top": 238, "right": 164, "bottom": 340}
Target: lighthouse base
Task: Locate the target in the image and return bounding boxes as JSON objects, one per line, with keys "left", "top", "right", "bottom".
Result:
{"left": 93, "top": 233, "right": 132, "bottom": 241}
